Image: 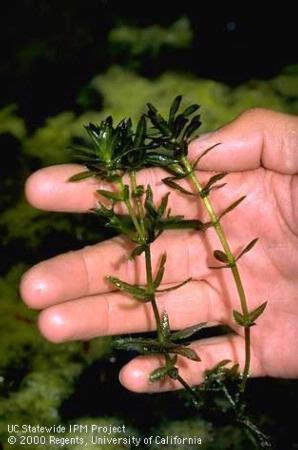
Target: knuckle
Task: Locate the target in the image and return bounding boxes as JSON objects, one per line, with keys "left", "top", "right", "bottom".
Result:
{"left": 238, "top": 107, "right": 269, "bottom": 121}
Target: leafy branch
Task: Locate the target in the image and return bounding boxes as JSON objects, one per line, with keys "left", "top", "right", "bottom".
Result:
{"left": 69, "top": 115, "right": 206, "bottom": 404}
{"left": 144, "top": 95, "right": 267, "bottom": 392}
{"left": 68, "top": 96, "right": 269, "bottom": 448}
{"left": 196, "top": 361, "right": 271, "bottom": 448}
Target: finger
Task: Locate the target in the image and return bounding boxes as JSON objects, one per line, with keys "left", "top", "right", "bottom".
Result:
{"left": 20, "top": 230, "right": 208, "bottom": 309}
{"left": 189, "top": 108, "right": 298, "bottom": 174}
{"left": 37, "top": 280, "right": 227, "bottom": 343}
{"left": 119, "top": 335, "right": 265, "bottom": 393}
{"left": 24, "top": 160, "right": 262, "bottom": 223}
{"left": 25, "top": 109, "right": 298, "bottom": 213}
{"left": 24, "top": 163, "right": 206, "bottom": 218}
{"left": 25, "top": 163, "right": 171, "bottom": 213}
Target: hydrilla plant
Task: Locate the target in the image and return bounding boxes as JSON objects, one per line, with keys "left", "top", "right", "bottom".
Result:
{"left": 69, "top": 97, "right": 270, "bottom": 448}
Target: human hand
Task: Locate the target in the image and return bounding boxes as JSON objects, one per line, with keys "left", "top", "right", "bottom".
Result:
{"left": 20, "top": 108, "right": 298, "bottom": 393}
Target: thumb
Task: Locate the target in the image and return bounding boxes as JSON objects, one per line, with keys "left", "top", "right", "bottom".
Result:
{"left": 189, "top": 108, "right": 298, "bottom": 175}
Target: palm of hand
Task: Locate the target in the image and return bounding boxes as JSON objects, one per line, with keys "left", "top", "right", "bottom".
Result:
{"left": 185, "top": 167, "right": 298, "bottom": 379}
{"left": 133, "top": 165, "right": 298, "bottom": 382}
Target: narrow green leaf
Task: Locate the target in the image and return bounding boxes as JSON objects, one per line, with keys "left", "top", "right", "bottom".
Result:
{"left": 182, "top": 115, "right": 201, "bottom": 139}
{"left": 67, "top": 144, "right": 96, "bottom": 157}
{"left": 219, "top": 196, "right": 246, "bottom": 220}
{"left": 160, "top": 218, "right": 212, "bottom": 232}
{"left": 208, "top": 264, "right": 230, "bottom": 270}
{"left": 233, "top": 310, "right": 245, "bottom": 326}
{"left": 113, "top": 338, "right": 144, "bottom": 352}
{"left": 182, "top": 104, "right": 200, "bottom": 117}
{"left": 134, "top": 115, "right": 147, "bottom": 148}
{"left": 228, "top": 363, "right": 240, "bottom": 377}
{"left": 169, "top": 95, "right": 182, "bottom": 125}
{"left": 192, "top": 143, "right": 221, "bottom": 170}
{"left": 165, "top": 171, "right": 188, "bottom": 181}
{"left": 106, "top": 214, "right": 137, "bottom": 238}
{"left": 172, "top": 346, "right": 201, "bottom": 361}
{"left": 161, "top": 310, "right": 170, "bottom": 338}
{"left": 163, "top": 177, "right": 195, "bottom": 196}
{"left": 147, "top": 104, "right": 171, "bottom": 136}
{"left": 107, "top": 276, "right": 151, "bottom": 302}
{"left": 72, "top": 154, "right": 99, "bottom": 164}
{"left": 236, "top": 238, "right": 259, "bottom": 261}
{"left": 188, "top": 219, "right": 212, "bottom": 231}
{"left": 158, "top": 193, "right": 170, "bottom": 216}
{"left": 171, "top": 322, "right": 207, "bottom": 341}
{"left": 144, "top": 185, "right": 158, "bottom": 219}
{"left": 113, "top": 337, "right": 160, "bottom": 353}
{"left": 167, "top": 162, "right": 186, "bottom": 176}
{"left": 146, "top": 154, "right": 179, "bottom": 167}
{"left": 209, "top": 182, "right": 227, "bottom": 191}
{"left": 173, "top": 114, "right": 189, "bottom": 138}
{"left": 248, "top": 301, "right": 267, "bottom": 324}
{"left": 206, "top": 172, "right": 227, "bottom": 185}
{"left": 213, "top": 250, "right": 229, "bottom": 263}
{"left": 156, "top": 277, "right": 192, "bottom": 293}
{"left": 154, "top": 253, "right": 167, "bottom": 288}
{"left": 92, "top": 204, "right": 112, "bottom": 217}
{"left": 201, "top": 172, "right": 227, "bottom": 196}
{"left": 72, "top": 151, "right": 99, "bottom": 162}
{"left": 129, "top": 245, "right": 146, "bottom": 260}
{"left": 212, "top": 359, "right": 232, "bottom": 370}
{"left": 204, "top": 359, "right": 232, "bottom": 378}
{"left": 150, "top": 366, "right": 169, "bottom": 382}
{"left": 85, "top": 123, "right": 101, "bottom": 147}
{"left": 147, "top": 102, "right": 158, "bottom": 113}
{"left": 68, "top": 171, "right": 94, "bottom": 182}
{"left": 96, "top": 189, "right": 123, "bottom": 202}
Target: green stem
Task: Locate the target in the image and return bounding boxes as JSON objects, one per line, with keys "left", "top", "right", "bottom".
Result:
{"left": 117, "top": 178, "right": 145, "bottom": 242}
{"left": 122, "top": 174, "right": 162, "bottom": 342}
{"left": 144, "top": 244, "right": 162, "bottom": 341}
{"left": 176, "top": 374, "right": 201, "bottom": 408}
{"left": 125, "top": 172, "right": 199, "bottom": 397}
{"left": 164, "top": 353, "right": 201, "bottom": 408}
{"left": 125, "top": 199, "right": 144, "bottom": 241}
{"left": 181, "top": 156, "right": 250, "bottom": 391}
{"left": 129, "top": 170, "right": 146, "bottom": 238}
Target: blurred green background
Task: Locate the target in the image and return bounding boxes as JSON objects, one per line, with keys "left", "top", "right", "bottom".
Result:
{"left": 1, "top": 2, "right": 297, "bottom": 449}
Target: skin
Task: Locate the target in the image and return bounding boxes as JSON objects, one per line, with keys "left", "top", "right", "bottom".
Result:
{"left": 20, "top": 108, "right": 298, "bottom": 393}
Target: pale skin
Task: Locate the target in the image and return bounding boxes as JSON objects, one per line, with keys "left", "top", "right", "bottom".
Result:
{"left": 20, "top": 108, "right": 298, "bottom": 393}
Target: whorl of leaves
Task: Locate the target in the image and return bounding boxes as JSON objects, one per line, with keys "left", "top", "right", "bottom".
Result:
{"left": 69, "top": 95, "right": 202, "bottom": 183}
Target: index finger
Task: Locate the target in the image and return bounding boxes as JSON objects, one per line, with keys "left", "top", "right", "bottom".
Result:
{"left": 189, "top": 108, "right": 298, "bottom": 174}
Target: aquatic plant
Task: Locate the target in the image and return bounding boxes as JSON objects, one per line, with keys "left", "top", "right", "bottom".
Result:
{"left": 69, "top": 96, "right": 270, "bottom": 448}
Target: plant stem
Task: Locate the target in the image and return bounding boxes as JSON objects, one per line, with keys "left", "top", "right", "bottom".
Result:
{"left": 129, "top": 170, "right": 146, "bottom": 236}
{"left": 117, "top": 178, "right": 145, "bottom": 242}
{"left": 144, "top": 244, "right": 163, "bottom": 341}
{"left": 181, "top": 156, "right": 250, "bottom": 391}
{"left": 126, "top": 171, "right": 201, "bottom": 400}
{"left": 122, "top": 173, "right": 162, "bottom": 341}
{"left": 176, "top": 374, "right": 202, "bottom": 408}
